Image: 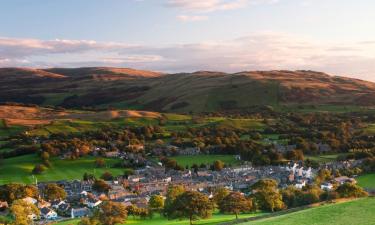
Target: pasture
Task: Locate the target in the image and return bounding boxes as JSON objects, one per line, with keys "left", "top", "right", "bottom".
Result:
{"left": 171, "top": 155, "right": 240, "bottom": 167}
{"left": 357, "top": 173, "right": 375, "bottom": 189}
{"left": 305, "top": 154, "right": 347, "bottom": 163}
{"left": 241, "top": 198, "right": 375, "bottom": 225}
{"left": 55, "top": 212, "right": 263, "bottom": 225}
{"left": 0, "top": 154, "right": 124, "bottom": 185}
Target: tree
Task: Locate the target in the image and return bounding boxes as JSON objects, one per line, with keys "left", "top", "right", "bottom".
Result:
{"left": 11, "top": 199, "right": 40, "bottom": 225}
{"left": 92, "top": 179, "right": 111, "bottom": 193}
{"left": 0, "top": 184, "right": 38, "bottom": 204}
{"left": 1, "top": 119, "right": 9, "bottom": 129}
{"left": 100, "top": 171, "right": 114, "bottom": 181}
{"left": 96, "top": 201, "right": 127, "bottom": 225}
{"left": 32, "top": 164, "right": 45, "bottom": 174}
{"left": 212, "top": 187, "right": 230, "bottom": 208}
{"left": 40, "top": 151, "right": 50, "bottom": 161}
{"left": 83, "top": 173, "right": 96, "bottom": 181}
{"left": 169, "top": 191, "right": 213, "bottom": 225}
{"left": 315, "top": 169, "right": 332, "bottom": 185}
{"left": 149, "top": 195, "right": 164, "bottom": 215}
{"left": 336, "top": 183, "right": 368, "bottom": 198}
{"left": 78, "top": 217, "right": 100, "bottom": 225}
{"left": 95, "top": 158, "right": 105, "bottom": 168}
{"left": 213, "top": 160, "right": 225, "bottom": 171}
{"left": 164, "top": 185, "right": 185, "bottom": 216}
{"left": 219, "top": 192, "right": 253, "bottom": 219}
{"left": 251, "top": 179, "right": 284, "bottom": 212}
{"left": 42, "top": 183, "right": 67, "bottom": 201}
{"left": 123, "top": 168, "right": 135, "bottom": 179}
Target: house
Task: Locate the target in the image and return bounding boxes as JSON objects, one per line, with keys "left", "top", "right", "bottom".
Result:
{"left": 0, "top": 201, "right": 8, "bottom": 211}
{"left": 105, "top": 151, "right": 120, "bottom": 158}
{"left": 40, "top": 207, "right": 58, "bottom": 220}
{"left": 71, "top": 207, "right": 90, "bottom": 218}
{"left": 86, "top": 198, "right": 102, "bottom": 208}
{"left": 22, "top": 197, "right": 37, "bottom": 205}
{"left": 334, "top": 176, "right": 357, "bottom": 185}
{"left": 52, "top": 200, "right": 67, "bottom": 209}
{"left": 321, "top": 182, "right": 334, "bottom": 191}
{"left": 295, "top": 180, "right": 306, "bottom": 189}
{"left": 28, "top": 213, "right": 39, "bottom": 221}
{"left": 38, "top": 200, "right": 51, "bottom": 209}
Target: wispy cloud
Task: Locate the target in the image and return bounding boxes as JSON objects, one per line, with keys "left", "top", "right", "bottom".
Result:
{"left": 164, "top": 0, "right": 280, "bottom": 22}
{"left": 0, "top": 34, "right": 375, "bottom": 81}
{"left": 165, "top": 0, "right": 250, "bottom": 12}
{"left": 176, "top": 15, "right": 208, "bottom": 22}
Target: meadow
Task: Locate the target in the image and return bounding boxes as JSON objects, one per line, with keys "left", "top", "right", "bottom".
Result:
{"left": 305, "top": 154, "right": 346, "bottom": 163}
{"left": 0, "top": 155, "right": 124, "bottom": 185}
{"left": 241, "top": 198, "right": 375, "bottom": 225}
{"left": 55, "top": 212, "right": 263, "bottom": 225}
{"left": 357, "top": 173, "right": 375, "bottom": 189}
{"left": 171, "top": 155, "right": 241, "bottom": 167}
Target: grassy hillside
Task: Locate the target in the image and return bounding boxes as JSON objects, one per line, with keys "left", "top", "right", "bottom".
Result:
{"left": 240, "top": 198, "right": 375, "bottom": 225}
{"left": 2, "top": 68, "right": 375, "bottom": 112}
{"left": 55, "top": 212, "right": 263, "bottom": 225}
{"left": 357, "top": 174, "right": 375, "bottom": 189}
{"left": 0, "top": 155, "right": 124, "bottom": 185}
{"left": 171, "top": 155, "right": 240, "bottom": 167}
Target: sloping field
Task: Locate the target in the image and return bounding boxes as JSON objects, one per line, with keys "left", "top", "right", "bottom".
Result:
{"left": 0, "top": 105, "right": 161, "bottom": 126}
{"left": 240, "top": 198, "right": 375, "bottom": 225}
{"left": 0, "top": 155, "right": 124, "bottom": 185}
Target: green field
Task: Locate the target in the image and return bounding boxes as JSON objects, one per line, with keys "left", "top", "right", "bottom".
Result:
{"left": 364, "top": 124, "right": 375, "bottom": 135}
{"left": 305, "top": 154, "right": 346, "bottom": 163}
{"left": 0, "top": 155, "right": 125, "bottom": 185}
{"left": 55, "top": 212, "right": 263, "bottom": 225}
{"left": 171, "top": 155, "right": 240, "bottom": 167}
{"left": 0, "top": 125, "right": 25, "bottom": 138}
{"left": 357, "top": 174, "right": 375, "bottom": 189}
{"left": 241, "top": 198, "right": 375, "bottom": 225}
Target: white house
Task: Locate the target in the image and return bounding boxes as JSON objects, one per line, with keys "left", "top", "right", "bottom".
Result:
{"left": 28, "top": 213, "right": 39, "bottom": 221}
{"left": 40, "top": 207, "right": 58, "bottom": 220}
{"left": 86, "top": 199, "right": 102, "bottom": 208}
{"left": 295, "top": 180, "right": 306, "bottom": 189}
{"left": 321, "top": 182, "right": 334, "bottom": 191}
{"left": 22, "top": 197, "right": 37, "bottom": 205}
{"left": 71, "top": 207, "right": 90, "bottom": 218}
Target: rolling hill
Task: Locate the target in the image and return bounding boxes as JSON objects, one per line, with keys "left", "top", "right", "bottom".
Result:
{"left": 1, "top": 67, "right": 375, "bottom": 112}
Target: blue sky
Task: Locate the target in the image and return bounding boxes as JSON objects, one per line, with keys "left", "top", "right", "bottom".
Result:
{"left": 1, "top": 0, "right": 375, "bottom": 81}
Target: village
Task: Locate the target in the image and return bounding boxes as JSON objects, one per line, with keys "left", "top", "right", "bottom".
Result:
{"left": 0, "top": 146, "right": 364, "bottom": 224}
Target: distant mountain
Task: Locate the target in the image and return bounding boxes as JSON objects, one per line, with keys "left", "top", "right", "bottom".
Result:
{"left": 1, "top": 67, "right": 375, "bottom": 112}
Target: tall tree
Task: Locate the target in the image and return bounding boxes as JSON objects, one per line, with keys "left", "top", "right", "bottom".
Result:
{"left": 149, "top": 195, "right": 164, "bottom": 215}
{"left": 11, "top": 199, "right": 40, "bottom": 225}
{"left": 213, "top": 160, "right": 225, "bottom": 171}
{"left": 219, "top": 192, "right": 253, "bottom": 219}
{"left": 164, "top": 185, "right": 185, "bottom": 216}
{"left": 42, "top": 183, "right": 67, "bottom": 201}
{"left": 169, "top": 191, "right": 213, "bottom": 225}
{"left": 96, "top": 201, "right": 127, "bottom": 225}
{"left": 213, "top": 187, "right": 230, "bottom": 208}
{"left": 251, "top": 179, "right": 285, "bottom": 212}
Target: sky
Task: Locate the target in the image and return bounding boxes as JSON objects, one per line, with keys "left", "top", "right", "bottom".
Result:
{"left": 1, "top": 0, "right": 375, "bottom": 81}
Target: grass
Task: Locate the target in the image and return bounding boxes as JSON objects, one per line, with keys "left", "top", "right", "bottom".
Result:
{"left": 357, "top": 173, "right": 375, "bottom": 189}
{"left": 55, "top": 212, "right": 263, "bottom": 225}
{"left": 0, "top": 154, "right": 125, "bottom": 185}
{"left": 241, "top": 198, "right": 375, "bottom": 225}
{"left": 276, "top": 104, "right": 366, "bottom": 113}
{"left": 305, "top": 154, "right": 347, "bottom": 163}
{"left": 171, "top": 155, "right": 240, "bottom": 167}
{"left": 0, "top": 125, "right": 25, "bottom": 139}
{"left": 364, "top": 124, "right": 375, "bottom": 135}
{"left": 27, "top": 120, "right": 107, "bottom": 136}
